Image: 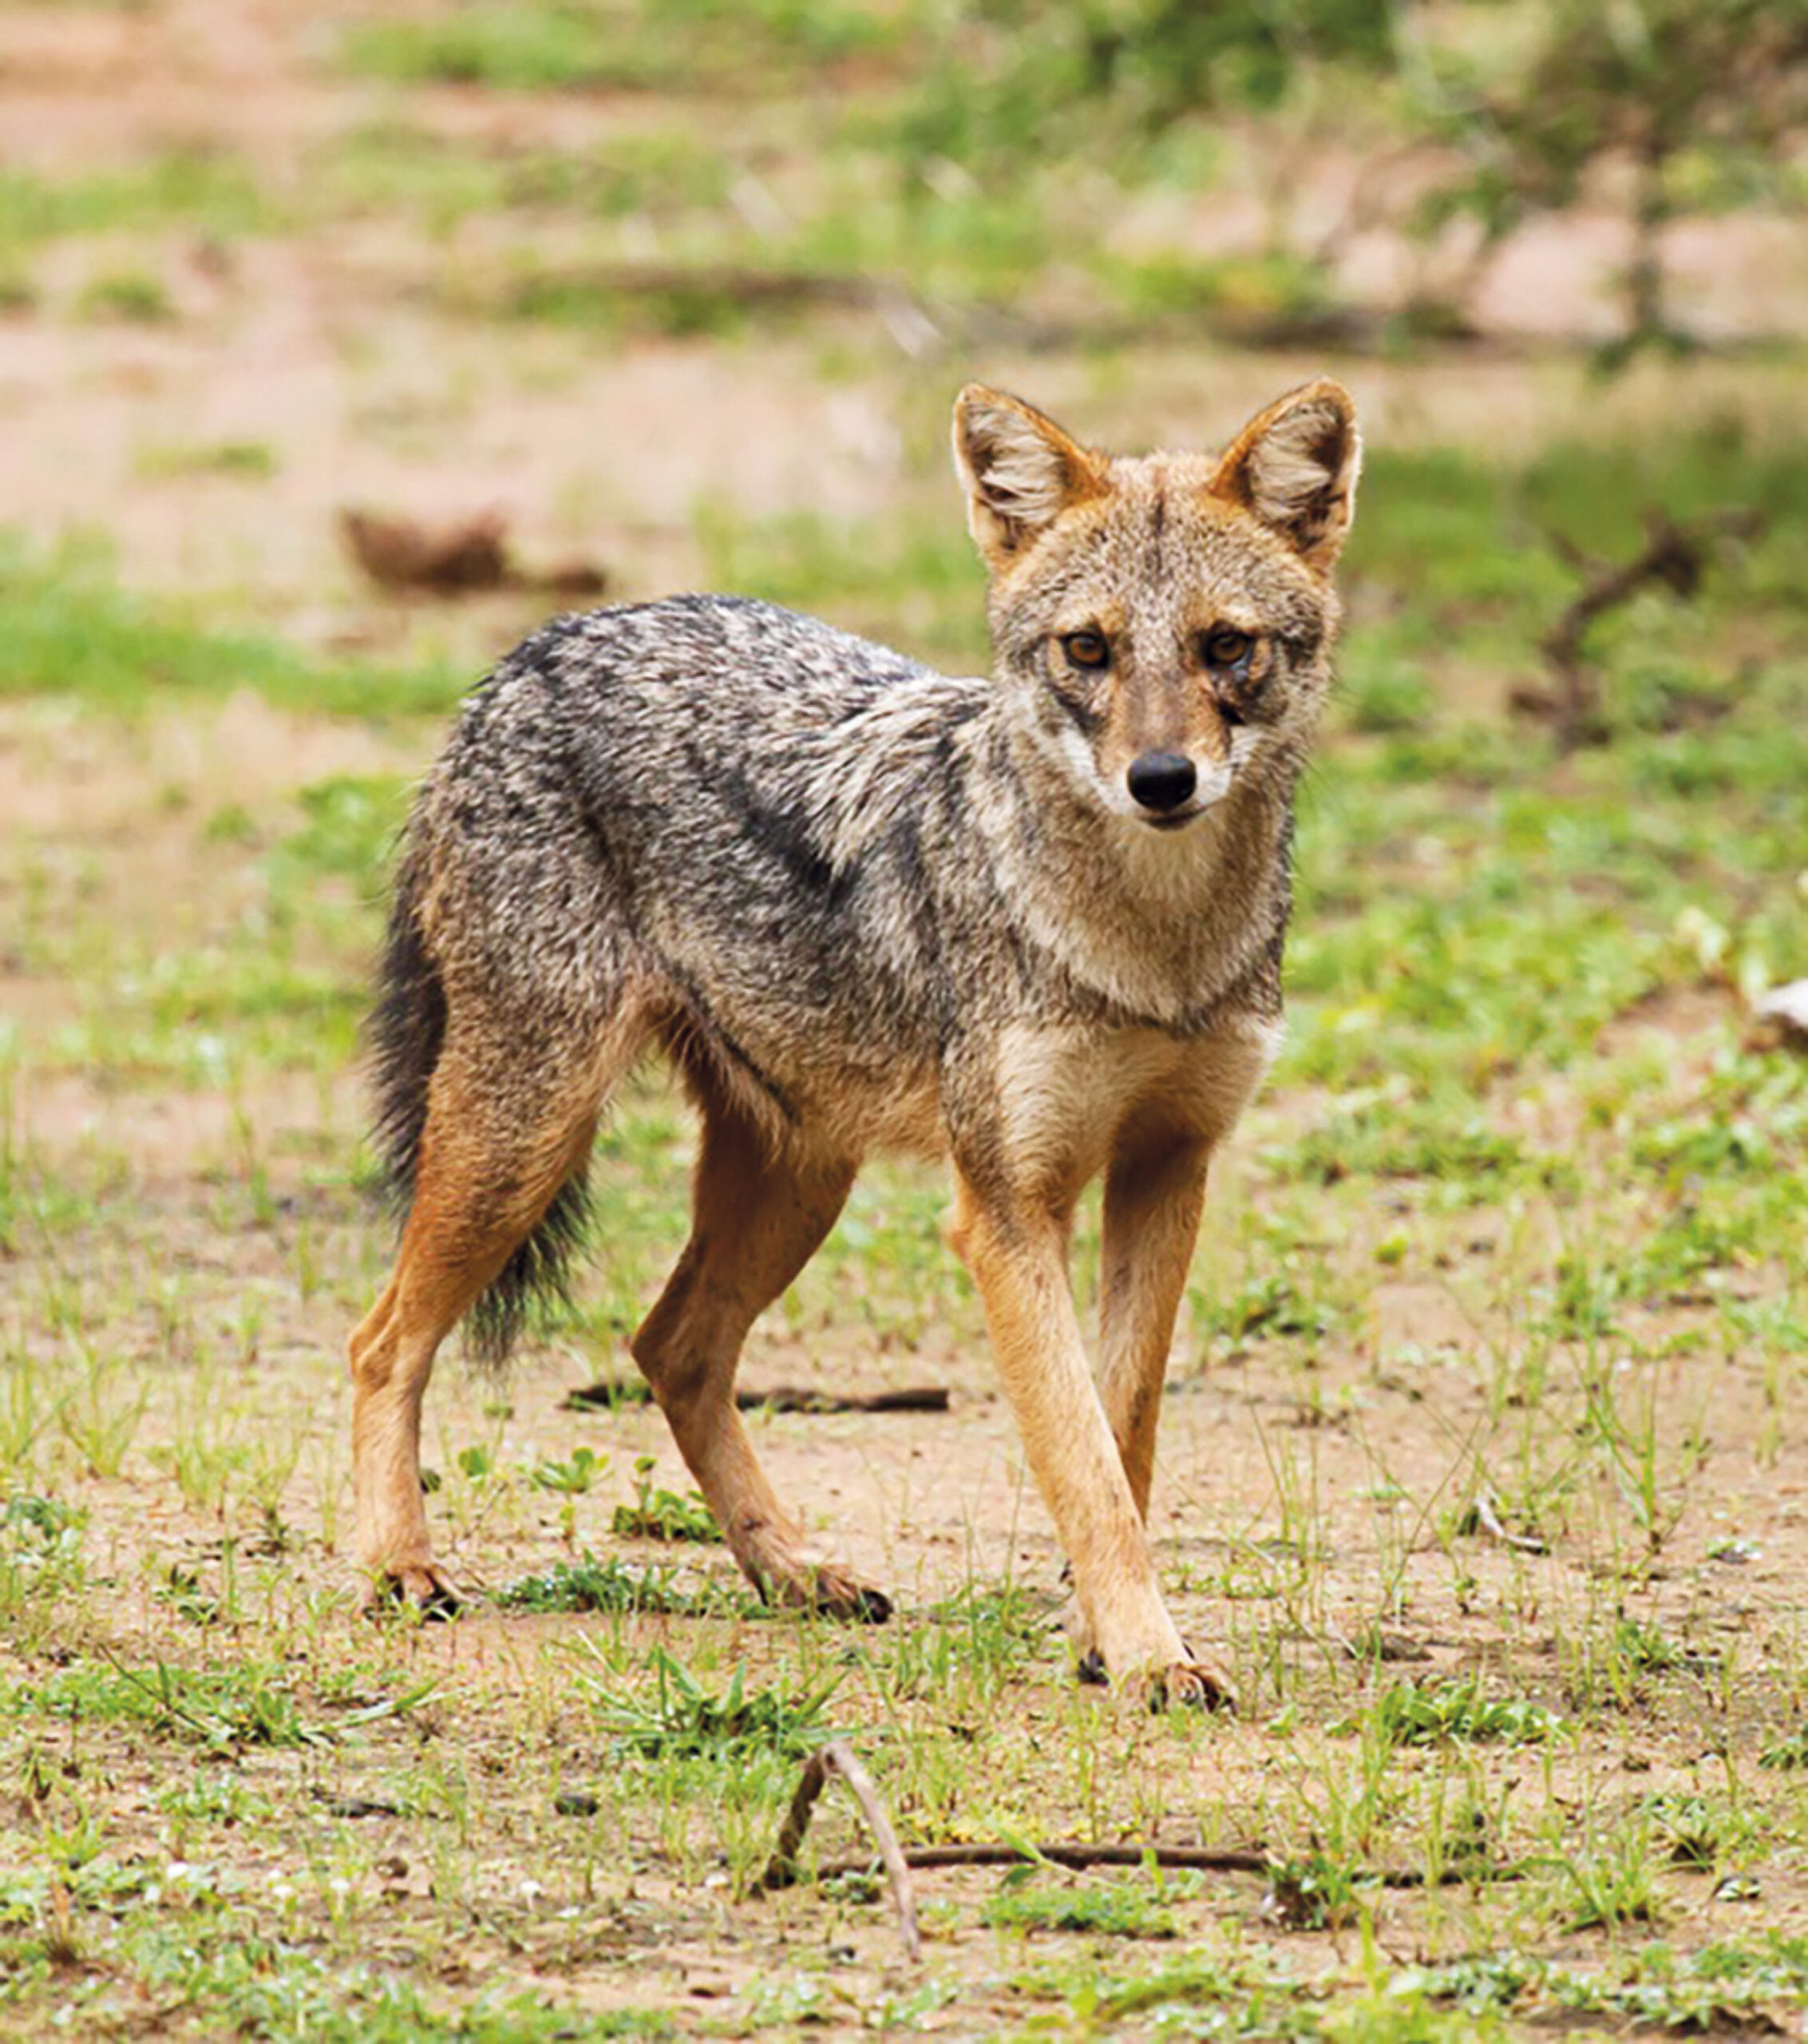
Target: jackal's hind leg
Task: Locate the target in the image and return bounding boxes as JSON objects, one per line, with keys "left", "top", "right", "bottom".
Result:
{"left": 631, "top": 1103, "right": 883, "bottom": 1619}
{"left": 349, "top": 1011, "right": 627, "bottom": 1611}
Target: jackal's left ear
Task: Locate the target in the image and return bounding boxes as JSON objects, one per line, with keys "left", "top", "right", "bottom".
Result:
{"left": 1211, "top": 379, "right": 1360, "bottom": 574}
{"left": 952, "top": 385, "right": 1108, "bottom": 572}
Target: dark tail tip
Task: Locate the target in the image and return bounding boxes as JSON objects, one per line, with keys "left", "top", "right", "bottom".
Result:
{"left": 465, "top": 1167, "right": 594, "bottom": 1371}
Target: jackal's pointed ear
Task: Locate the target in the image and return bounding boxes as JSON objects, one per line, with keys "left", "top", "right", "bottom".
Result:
{"left": 1211, "top": 379, "right": 1360, "bottom": 574}
{"left": 952, "top": 385, "right": 1108, "bottom": 572}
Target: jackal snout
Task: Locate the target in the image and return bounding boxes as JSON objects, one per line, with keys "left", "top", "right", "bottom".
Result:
{"left": 1126, "top": 748, "right": 1197, "bottom": 817}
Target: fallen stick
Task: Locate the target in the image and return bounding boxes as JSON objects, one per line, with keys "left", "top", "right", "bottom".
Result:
{"left": 802, "top": 1841, "right": 1524, "bottom": 1891}
{"left": 562, "top": 1379, "right": 948, "bottom": 1415}
{"left": 1516, "top": 505, "right": 1763, "bottom": 750}
{"left": 757, "top": 1741, "right": 920, "bottom": 1961}
{"left": 340, "top": 507, "right": 607, "bottom": 600}
{"left": 755, "top": 1747, "right": 1529, "bottom": 1958}
{"left": 739, "top": 1384, "right": 949, "bottom": 1415}
{"left": 1459, "top": 1487, "right": 1549, "bottom": 1555}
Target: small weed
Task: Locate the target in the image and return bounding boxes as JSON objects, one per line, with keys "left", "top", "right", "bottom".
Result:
{"left": 1759, "top": 1724, "right": 1808, "bottom": 1769}
{"left": 2, "top": 1493, "right": 78, "bottom": 1542}
{"left": 884, "top": 1580, "right": 1051, "bottom": 1706}
{"left": 1577, "top": 1363, "right": 1707, "bottom": 1556}
{"left": 53, "top": 1354, "right": 144, "bottom": 1478}
{"left": 1347, "top": 1678, "right": 1566, "bottom": 1749}
{"left": 12, "top": 1658, "right": 434, "bottom": 1756}
{"left": 0, "top": 1492, "right": 84, "bottom": 1630}
{"left": 588, "top": 1647, "right": 838, "bottom": 1761}
{"left": 983, "top": 1864, "right": 1193, "bottom": 1939}
{"left": 1553, "top": 1830, "right": 1664, "bottom": 1932}
{"left": 1201, "top": 1266, "right": 1337, "bottom": 1348}
{"left": 497, "top": 1552, "right": 746, "bottom": 1617}
{"left": 22, "top": 1658, "right": 322, "bottom": 1753}
{"left": 1642, "top": 1792, "right": 1755, "bottom": 1871}
{"left": 78, "top": 271, "right": 175, "bottom": 323}
{"left": 1612, "top": 1617, "right": 1687, "bottom": 1673}
{"left": 1260, "top": 1851, "right": 1372, "bottom": 1931}
{"left": 611, "top": 1458, "right": 720, "bottom": 1543}
{"left": 156, "top": 1773, "right": 276, "bottom": 1825}
{"left": 153, "top": 1564, "right": 225, "bottom": 1627}
{"left": 528, "top": 1446, "right": 603, "bottom": 1495}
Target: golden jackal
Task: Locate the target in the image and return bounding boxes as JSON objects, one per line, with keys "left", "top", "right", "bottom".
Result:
{"left": 349, "top": 378, "right": 1360, "bottom": 1706}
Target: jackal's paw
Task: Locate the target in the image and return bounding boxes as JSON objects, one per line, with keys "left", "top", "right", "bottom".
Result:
{"left": 1145, "top": 1658, "right": 1237, "bottom": 1715}
{"left": 774, "top": 1563, "right": 892, "bottom": 1624}
{"left": 1075, "top": 1646, "right": 1110, "bottom": 1687}
{"left": 360, "top": 1561, "right": 465, "bottom": 1622}
{"left": 1075, "top": 1640, "right": 1236, "bottom": 1711}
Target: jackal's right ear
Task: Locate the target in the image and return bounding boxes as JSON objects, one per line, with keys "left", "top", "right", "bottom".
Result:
{"left": 952, "top": 386, "right": 1107, "bottom": 572}
{"left": 1211, "top": 379, "right": 1360, "bottom": 575}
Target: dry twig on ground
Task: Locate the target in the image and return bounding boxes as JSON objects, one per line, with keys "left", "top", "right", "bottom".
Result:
{"left": 1514, "top": 506, "right": 1763, "bottom": 749}
{"left": 756, "top": 1741, "right": 921, "bottom": 1961}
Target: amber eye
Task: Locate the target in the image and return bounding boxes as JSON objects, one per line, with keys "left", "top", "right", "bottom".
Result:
{"left": 1203, "top": 628, "right": 1253, "bottom": 667}
{"left": 1061, "top": 630, "right": 1110, "bottom": 671}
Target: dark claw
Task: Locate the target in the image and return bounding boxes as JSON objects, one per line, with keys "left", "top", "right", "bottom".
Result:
{"left": 363, "top": 1573, "right": 465, "bottom": 1623}
{"left": 1149, "top": 1661, "right": 1236, "bottom": 1714}
{"left": 1075, "top": 1647, "right": 1109, "bottom": 1687}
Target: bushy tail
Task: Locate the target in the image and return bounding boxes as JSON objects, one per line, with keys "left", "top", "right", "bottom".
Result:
{"left": 366, "top": 840, "right": 592, "bottom": 1371}
{"left": 367, "top": 840, "right": 447, "bottom": 1227}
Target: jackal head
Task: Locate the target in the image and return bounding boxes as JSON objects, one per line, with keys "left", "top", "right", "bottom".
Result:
{"left": 953, "top": 379, "right": 1359, "bottom": 830}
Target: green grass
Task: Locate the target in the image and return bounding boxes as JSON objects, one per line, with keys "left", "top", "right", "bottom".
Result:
{"left": 983, "top": 1865, "right": 1196, "bottom": 1939}
{"left": 314, "top": 121, "right": 731, "bottom": 237}
{"left": 1355, "top": 1678, "right": 1568, "bottom": 1749}
{"left": 0, "top": 150, "right": 270, "bottom": 255}
{"left": 135, "top": 440, "right": 279, "bottom": 481}
{"left": 0, "top": 538, "right": 461, "bottom": 719}
{"left": 76, "top": 269, "right": 175, "bottom": 323}
{"left": 340, "top": 0, "right": 930, "bottom": 93}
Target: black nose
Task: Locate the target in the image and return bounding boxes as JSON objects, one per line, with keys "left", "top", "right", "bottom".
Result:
{"left": 1126, "top": 751, "right": 1197, "bottom": 813}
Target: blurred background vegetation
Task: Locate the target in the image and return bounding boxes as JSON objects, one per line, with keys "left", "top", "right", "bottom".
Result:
{"left": 0, "top": 0, "right": 1803, "bottom": 1021}
{"left": 326, "top": 0, "right": 1808, "bottom": 358}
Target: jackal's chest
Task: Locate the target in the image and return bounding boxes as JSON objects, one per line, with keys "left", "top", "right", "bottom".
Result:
{"left": 984, "top": 1020, "right": 1281, "bottom": 1181}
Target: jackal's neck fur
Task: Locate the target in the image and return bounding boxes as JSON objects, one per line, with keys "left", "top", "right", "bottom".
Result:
{"left": 971, "top": 710, "right": 1294, "bottom": 1028}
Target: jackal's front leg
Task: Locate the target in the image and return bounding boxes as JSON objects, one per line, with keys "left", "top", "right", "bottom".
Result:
{"left": 950, "top": 1171, "right": 1228, "bottom": 1709}
{"left": 1098, "top": 1135, "right": 1212, "bottom": 1523}
{"left": 1079, "top": 1133, "right": 1228, "bottom": 1697}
